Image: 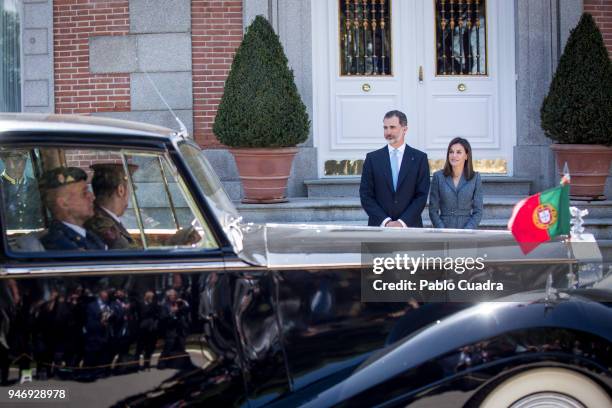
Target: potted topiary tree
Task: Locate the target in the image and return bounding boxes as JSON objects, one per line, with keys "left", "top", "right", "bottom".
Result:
{"left": 213, "top": 15, "right": 310, "bottom": 203}
{"left": 541, "top": 13, "right": 612, "bottom": 200}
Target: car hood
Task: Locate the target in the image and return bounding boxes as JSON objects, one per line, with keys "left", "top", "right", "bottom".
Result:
{"left": 233, "top": 222, "right": 574, "bottom": 268}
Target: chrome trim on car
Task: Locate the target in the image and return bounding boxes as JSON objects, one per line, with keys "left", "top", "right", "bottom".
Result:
{"left": 223, "top": 261, "right": 266, "bottom": 271}
{"left": 0, "top": 261, "right": 227, "bottom": 277}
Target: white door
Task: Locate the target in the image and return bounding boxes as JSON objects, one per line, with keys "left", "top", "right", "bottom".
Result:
{"left": 312, "top": 0, "right": 516, "bottom": 177}
{"left": 313, "top": 0, "right": 408, "bottom": 177}
{"left": 418, "top": 0, "right": 516, "bottom": 175}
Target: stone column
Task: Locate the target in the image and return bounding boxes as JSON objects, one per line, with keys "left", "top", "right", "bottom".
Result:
{"left": 514, "top": 0, "right": 582, "bottom": 192}
{"left": 21, "top": 0, "right": 54, "bottom": 113}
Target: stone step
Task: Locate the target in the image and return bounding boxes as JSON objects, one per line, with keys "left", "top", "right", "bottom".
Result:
{"left": 571, "top": 199, "right": 612, "bottom": 219}
{"left": 304, "top": 176, "right": 533, "bottom": 198}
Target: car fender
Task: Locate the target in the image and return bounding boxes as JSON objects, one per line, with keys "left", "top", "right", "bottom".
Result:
{"left": 302, "top": 294, "right": 612, "bottom": 407}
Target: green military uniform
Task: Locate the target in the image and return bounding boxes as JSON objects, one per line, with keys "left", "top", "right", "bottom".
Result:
{"left": 85, "top": 205, "right": 139, "bottom": 250}
{"left": 85, "top": 162, "right": 140, "bottom": 250}
{"left": 86, "top": 163, "right": 148, "bottom": 291}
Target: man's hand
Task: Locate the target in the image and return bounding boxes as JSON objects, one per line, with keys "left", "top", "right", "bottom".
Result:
{"left": 385, "top": 220, "right": 404, "bottom": 228}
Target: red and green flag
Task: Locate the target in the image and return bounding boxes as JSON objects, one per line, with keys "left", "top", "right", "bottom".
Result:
{"left": 508, "top": 183, "right": 570, "bottom": 254}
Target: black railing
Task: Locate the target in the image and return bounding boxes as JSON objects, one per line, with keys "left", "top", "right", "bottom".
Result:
{"left": 340, "top": 0, "right": 392, "bottom": 76}
{"left": 436, "top": 0, "right": 487, "bottom": 76}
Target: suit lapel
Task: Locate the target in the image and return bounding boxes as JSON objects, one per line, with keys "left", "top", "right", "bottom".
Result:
{"left": 95, "top": 206, "right": 133, "bottom": 243}
{"left": 377, "top": 146, "right": 394, "bottom": 192}
{"left": 396, "top": 144, "right": 414, "bottom": 190}
{"left": 114, "top": 217, "right": 133, "bottom": 242}
{"left": 444, "top": 174, "right": 456, "bottom": 192}
{"left": 444, "top": 173, "right": 468, "bottom": 192}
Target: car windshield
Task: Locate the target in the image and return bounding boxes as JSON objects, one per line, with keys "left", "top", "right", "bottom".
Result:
{"left": 177, "top": 141, "right": 240, "bottom": 228}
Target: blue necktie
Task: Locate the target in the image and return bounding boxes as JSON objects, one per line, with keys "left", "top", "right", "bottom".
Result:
{"left": 391, "top": 148, "right": 399, "bottom": 191}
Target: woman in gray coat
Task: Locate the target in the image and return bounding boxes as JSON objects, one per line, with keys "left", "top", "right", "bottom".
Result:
{"left": 429, "top": 137, "right": 483, "bottom": 229}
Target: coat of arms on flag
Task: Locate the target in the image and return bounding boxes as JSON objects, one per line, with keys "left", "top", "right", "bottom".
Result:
{"left": 533, "top": 204, "right": 557, "bottom": 229}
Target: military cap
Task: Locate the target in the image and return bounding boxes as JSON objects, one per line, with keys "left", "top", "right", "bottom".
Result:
{"left": 39, "top": 167, "right": 88, "bottom": 192}
{"left": 0, "top": 149, "right": 29, "bottom": 160}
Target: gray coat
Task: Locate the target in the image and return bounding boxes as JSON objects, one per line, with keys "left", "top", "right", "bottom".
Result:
{"left": 428, "top": 170, "right": 483, "bottom": 229}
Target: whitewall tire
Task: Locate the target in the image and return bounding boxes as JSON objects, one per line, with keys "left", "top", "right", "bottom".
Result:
{"left": 480, "top": 368, "right": 611, "bottom": 408}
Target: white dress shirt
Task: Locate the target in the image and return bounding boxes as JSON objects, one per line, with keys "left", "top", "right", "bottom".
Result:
{"left": 381, "top": 144, "right": 408, "bottom": 228}
{"left": 62, "top": 221, "right": 87, "bottom": 237}
{"left": 101, "top": 206, "right": 122, "bottom": 224}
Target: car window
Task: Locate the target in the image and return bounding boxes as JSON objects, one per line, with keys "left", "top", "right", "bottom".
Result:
{"left": 124, "top": 152, "right": 217, "bottom": 249}
{"left": 2, "top": 146, "right": 218, "bottom": 254}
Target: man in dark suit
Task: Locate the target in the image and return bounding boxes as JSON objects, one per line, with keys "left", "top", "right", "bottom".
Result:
{"left": 359, "top": 110, "right": 430, "bottom": 227}
{"left": 39, "top": 167, "right": 106, "bottom": 250}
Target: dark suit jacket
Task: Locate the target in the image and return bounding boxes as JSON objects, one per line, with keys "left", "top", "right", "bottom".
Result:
{"left": 41, "top": 220, "right": 106, "bottom": 250}
{"left": 359, "top": 144, "right": 430, "bottom": 227}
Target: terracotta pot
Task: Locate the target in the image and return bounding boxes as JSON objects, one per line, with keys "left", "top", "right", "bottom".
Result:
{"left": 550, "top": 144, "right": 612, "bottom": 200}
{"left": 230, "top": 147, "right": 298, "bottom": 203}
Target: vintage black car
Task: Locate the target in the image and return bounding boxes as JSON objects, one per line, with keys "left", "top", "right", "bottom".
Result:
{"left": 0, "top": 114, "right": 610, "bottom": 407}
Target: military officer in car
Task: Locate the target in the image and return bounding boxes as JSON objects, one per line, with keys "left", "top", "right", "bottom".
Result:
{"left": 0, "top": 150, "right": 44, "bottom": 230}
{"left": 85, "top": 163, "right": 199, "bottom": 250}
{"left": 85, "top": 163, "right": 139, "bottom": 250}
{"left": 39, "top": 167, "right": 106, "bottom": 250}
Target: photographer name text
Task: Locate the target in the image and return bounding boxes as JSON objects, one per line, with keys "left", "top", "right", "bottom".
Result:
{"left": 370, "top": 253, "right": 504, "bottom": 292}
{"left": 372, "top": 279, "right": 504, "bottom": 291}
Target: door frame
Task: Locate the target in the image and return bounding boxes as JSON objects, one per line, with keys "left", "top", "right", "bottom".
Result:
{"left": 312, "top": 0, "right": 517, "bottom": 178}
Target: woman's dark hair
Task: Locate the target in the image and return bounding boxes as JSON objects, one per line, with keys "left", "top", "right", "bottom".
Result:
{"left": 443, "top": 137, "right": 475, "bottom": 180}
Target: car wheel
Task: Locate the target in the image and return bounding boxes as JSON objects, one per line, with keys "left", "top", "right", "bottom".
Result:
{"left": 480, "top": 368, "right": 611, "bottom": 408}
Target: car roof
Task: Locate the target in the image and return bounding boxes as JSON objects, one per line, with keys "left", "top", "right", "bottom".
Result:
{"left": 0, "top": 113, "right": 176, "bottom": 141}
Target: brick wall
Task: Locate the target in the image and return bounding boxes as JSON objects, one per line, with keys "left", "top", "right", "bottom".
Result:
{"left": 65, "top": 150, "right": 122, "bottom": 178}
{"left": 584, "top": 0, "right": 612, "bottom": 57}
{"left": 191, "top": 1, "right": 243, "bottom": 147}
{"left": 53, "top": 0, "right": 130, "bottom": 114}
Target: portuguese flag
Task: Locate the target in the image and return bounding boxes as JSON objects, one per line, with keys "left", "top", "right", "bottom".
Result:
{"left": 508, "top": 183, "right": 570, "bottom": 254}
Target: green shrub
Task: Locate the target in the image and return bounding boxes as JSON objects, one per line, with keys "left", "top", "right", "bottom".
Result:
{"left": 541, "top": 13, "right": 612, "bottom": 145}
{"left": 213, "top": 16, "right": 310, "bottom": 148}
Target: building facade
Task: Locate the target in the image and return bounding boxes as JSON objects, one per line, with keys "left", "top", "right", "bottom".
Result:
{"left": 2, "top": 0, "right": 612, "bottom": 199}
